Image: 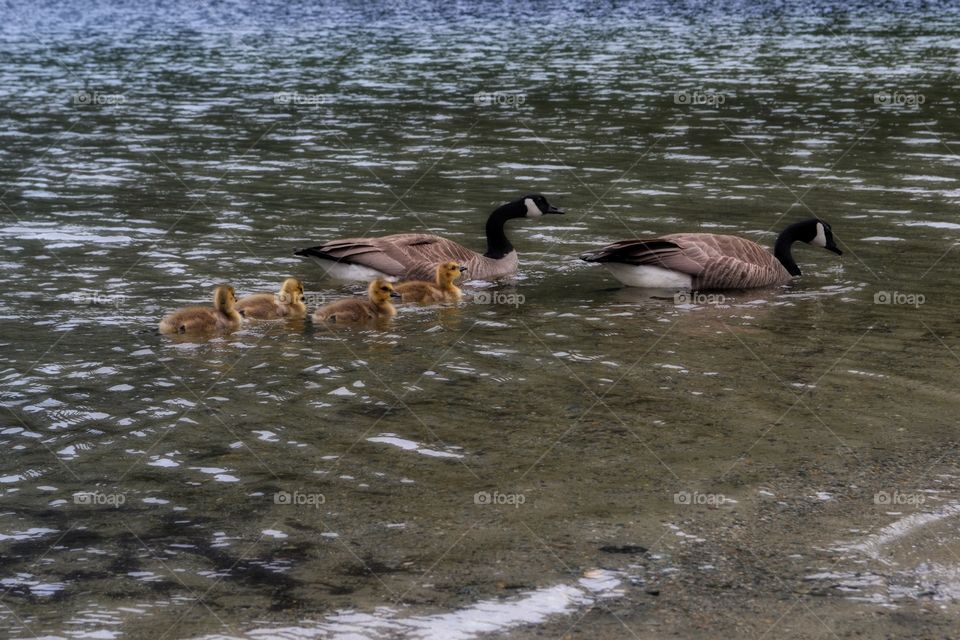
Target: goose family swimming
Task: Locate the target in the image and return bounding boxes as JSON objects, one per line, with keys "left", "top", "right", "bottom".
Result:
{"left": 313, "top": 278, "right": 400, "bottom": 324}
{"left": 395, "top": 261, "right": 466, "bottom": 304}
{"left": 580, "top": 219, "right": 842, "bottom": 289}
{"left": 294, "top": 195, "right": 564, "bottom": 282}
{"left": 236, "top": 278, "right": 307, "bottom": 319}
{"left": 158, "top": 200, "right": 844, "bottom": 338}
{"left": 159, "top": 285, "right": 242, "bottom": 335}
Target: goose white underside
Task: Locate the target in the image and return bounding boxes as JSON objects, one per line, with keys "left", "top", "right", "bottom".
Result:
{"left": 309, "top": 258, "right": 391, "bottom": 282}
{"left": 603, "top": 264, "right": 693, "bottom": 289}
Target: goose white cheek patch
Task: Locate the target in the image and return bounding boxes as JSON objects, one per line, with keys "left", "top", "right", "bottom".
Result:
{"left": 812, "top": 222, "right": 827, "bottom": 247}
{"left": 524, "top": 197, "right": 543, "bottom": 218}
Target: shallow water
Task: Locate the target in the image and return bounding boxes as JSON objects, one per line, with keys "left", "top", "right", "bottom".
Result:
{"left": 3, "top": 1, "right": 960, "bottom": 638}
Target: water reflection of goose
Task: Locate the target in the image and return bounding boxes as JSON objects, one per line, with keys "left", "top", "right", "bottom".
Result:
{"left": 581, "top": 219, "right": 842, "bottom": 289}
{"left": 295, "top": 195, "right": 564, "bottom": 282}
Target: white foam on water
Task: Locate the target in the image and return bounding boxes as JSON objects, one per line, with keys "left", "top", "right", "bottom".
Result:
{"left": 194, "top": 569, "right": 622, "bottom": 640}
{"left": 813, "top": 500, "right": 960, "bottom": 606}
{"left": 367, "top": 434, "right": 465, "bottom": 459}
{"left": 839, "top": 500, "right": 960, "bottom": 562}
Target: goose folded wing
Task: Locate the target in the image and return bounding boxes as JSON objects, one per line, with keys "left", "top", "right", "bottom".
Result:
{"left": 372, "top": 235, "right": 479, "bottom": 280}
{"left": 295, "top": 238, "right": 408, "bottom": 275}
{"left": 297, "top": 234, "right": 476, "bottom": 279}
{"left": 583, "top": 239, "right": 707, "bottom": 276}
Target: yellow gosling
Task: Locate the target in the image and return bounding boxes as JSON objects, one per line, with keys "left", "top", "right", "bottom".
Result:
{"left": 313, "top": 278, "right": 399, "bottom": 325}
{"left": 159, "top": 285, "right": 241, "bottom": 335}
{"left": 236, "top": 278, "right": 306, "bottom": 320}
{"left": 395, "top": 261, "right": 466, "bottom": 304}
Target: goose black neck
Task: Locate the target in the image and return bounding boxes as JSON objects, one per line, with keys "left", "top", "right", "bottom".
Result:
{"left": 773, "top": 223, "right": 804, "bottom": 277}
{"left": 483, "top": 202, "right": 520, "bottom": 259}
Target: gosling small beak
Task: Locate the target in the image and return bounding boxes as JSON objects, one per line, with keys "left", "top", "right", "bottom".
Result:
{"left": 546, "top": 205, "right": 565, "bottom": 214}
{"left": 458, "top": 266, "right": 468, "bottom": 273}
{"left": 390, "top": 291, "right": 401, "bottom": 299}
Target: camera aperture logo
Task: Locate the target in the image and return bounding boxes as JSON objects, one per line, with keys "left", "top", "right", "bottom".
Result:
{"left": 674, "top": 490, "right": 726, "bottom": 506}
{"left": 874, "top": 90, "right": 925, "bottom": 108}
{"left": 474, "top": 490, "right": 526, "bottom": 508}
{"left": 274, "top": 490, "right": 325, "bottom": 508}
{"left": 72, "top": 91, "right": 126, "bottom": 106}
{"left": 874, "top": 490, "right": 925, "bottom": 506}
{"left": 74, "top": 491, "right": 126, "bottom": 507}
{"left": 73, "top": 291, "right": 126, "bottom": 308}
{"left": 273, "top": 92, "right": 327, "bottom": 108}
{"left": 674, "top": 90, "right": 726, "bottom": 107}
{"left": 874, "top": 290, "right": 924, "bottom": 307}
{"left": 473, "top": 91, "right": 526, "bottom": 108}
{"left": 473, "top": 291, "right": 525, "bottom": 307}
{"left": 301, "top": 292, "right": 327, "bottom": 307}
{"left": 674, "top": 291, "right": 726, "bottom": 306}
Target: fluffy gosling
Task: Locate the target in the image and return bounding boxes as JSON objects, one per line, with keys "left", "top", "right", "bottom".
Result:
{"left": 395, "top": 261, "right": 466, "bottom": 304}
{"left": 159, "top": 285, "right": 241, "bottom": 335}
{"left": 236, "top": 278, "right": 306, "bottom": 320}
{"left": 313, "top": 278, "right": 399, "bottom": 324}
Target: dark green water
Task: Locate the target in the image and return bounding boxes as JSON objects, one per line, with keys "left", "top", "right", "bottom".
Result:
{"left": 2, "top": 1, "right": 960, "bottom": 638}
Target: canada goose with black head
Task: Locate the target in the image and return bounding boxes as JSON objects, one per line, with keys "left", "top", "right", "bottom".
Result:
{"left": 295, "top": 195, "right": 564, "bottom": 282}
{"left": 580, "top": 219, "right": 842, "bottom": 289}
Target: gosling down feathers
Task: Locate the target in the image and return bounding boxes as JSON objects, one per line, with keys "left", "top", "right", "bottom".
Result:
{"left": 313, "top": 279, "right": 400, "bottom": 324}
{"left": 580, "top": 219, "right": 842, "bottom": 290}
{"left": 236, "top": 278, "right": 306, "bottom": 320}
{"left": 159, "top": 285, "right": 242, "bottom": 335}
{"left": 294, "top": 194, "right": 564, "bottom": 282}
{"left": 396, "top": 261, "right": 467, "bottom": 304}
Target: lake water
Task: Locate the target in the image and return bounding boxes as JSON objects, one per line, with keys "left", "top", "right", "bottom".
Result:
{"left": 3, "top": 1, "right": 960, "bottom": 638}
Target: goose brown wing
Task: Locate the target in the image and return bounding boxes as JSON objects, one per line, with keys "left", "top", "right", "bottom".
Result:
{"left": 581, "top": 239, "right": 706, "bottom": 276}
{"left": 297, "top": 234, "right": 478, "bottom": 280}
{"left": 663, "top": 233, "right": 790, "bottom": 289}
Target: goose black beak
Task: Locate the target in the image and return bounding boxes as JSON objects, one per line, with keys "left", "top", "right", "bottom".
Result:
{"left": 546, "top": 205, "right": 565, "bottom": 214}
{"left": 827, "top": 245, "right": 843, "bottom": 256}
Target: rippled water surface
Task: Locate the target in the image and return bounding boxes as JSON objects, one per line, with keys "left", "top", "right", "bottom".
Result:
{"left": 3, "top": 1, "right": 960, "bottom": 638}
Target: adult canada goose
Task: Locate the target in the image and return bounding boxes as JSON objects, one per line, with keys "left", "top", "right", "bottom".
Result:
{"left": 313, "top": 278, "right": 400, "bottom": 324}
{"left": 580, "top": 219, "right": 842, "bottom": 289}
{"left": 159, "top": 285, "right": 242, "bottom": 335}
{"left": 395, "top": 261, "right": 467, "bottom": 304}
{"left": 294, "top": 195, "right": 564, "bottom": 281}
{"left": 236, "top": 278, "right": 306, "bottom": 320}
